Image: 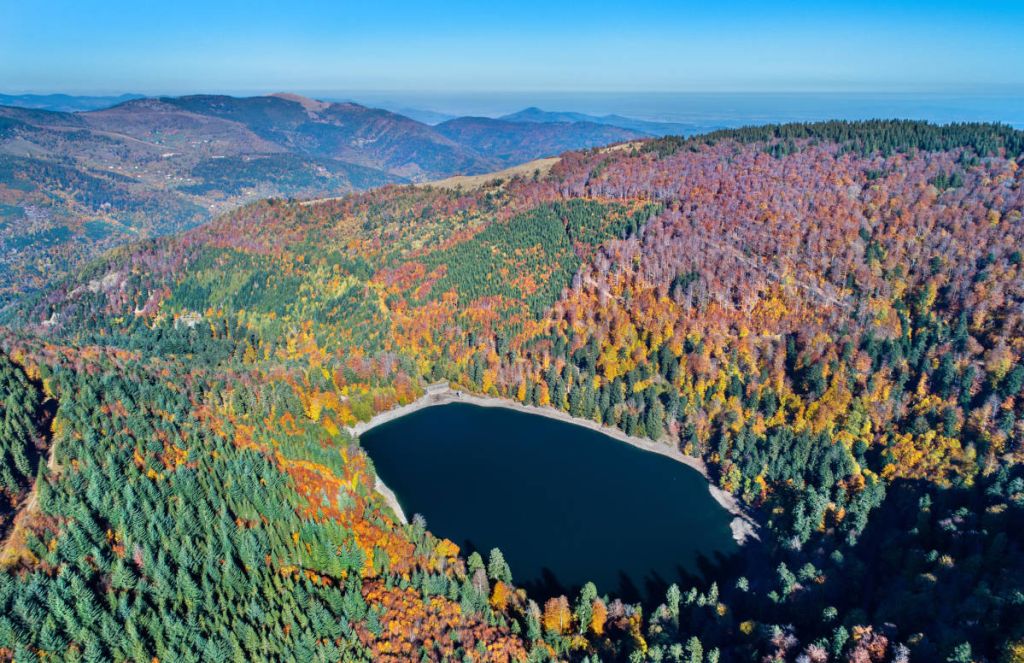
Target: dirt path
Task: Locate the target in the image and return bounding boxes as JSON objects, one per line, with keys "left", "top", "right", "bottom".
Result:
{"left": 351, "top": 384, "right": 759, "bottom": 544}
{"left": 0, "top": 399, "right": 60, "bottom": 567}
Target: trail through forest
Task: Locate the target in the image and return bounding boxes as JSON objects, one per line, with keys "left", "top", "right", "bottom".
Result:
{"left": 0, "top": 397, "right": 60, "bottom": 567}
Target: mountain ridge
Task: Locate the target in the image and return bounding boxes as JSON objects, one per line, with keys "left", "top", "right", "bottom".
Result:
{"left": 0, "top": 92, "right": 646, "bottom": 306}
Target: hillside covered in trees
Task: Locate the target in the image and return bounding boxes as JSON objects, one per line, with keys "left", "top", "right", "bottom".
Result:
{"left": 2, "top": 120, "right": 1024, "bottom": 661}
{"left": 0, "top": 94, "right": 642, "bottom": 309}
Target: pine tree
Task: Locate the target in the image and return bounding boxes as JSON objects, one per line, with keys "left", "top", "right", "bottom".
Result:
{"left": 487, "top": 548, "right": 512, "bottom": 584}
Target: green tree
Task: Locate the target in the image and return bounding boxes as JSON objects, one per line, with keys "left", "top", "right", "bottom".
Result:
{"left": 487, "top": 548, "right": 512, "bottom": 584}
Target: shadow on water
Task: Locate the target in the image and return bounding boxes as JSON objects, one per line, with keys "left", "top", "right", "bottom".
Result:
{"left": 513, "top": 548, "right": 746, "bottom": 609}
{"left": 519, "top": 567, "right": 570, "bottom": 602}
{"left": 363, "top": 402, "right": 744, "bottom": 610}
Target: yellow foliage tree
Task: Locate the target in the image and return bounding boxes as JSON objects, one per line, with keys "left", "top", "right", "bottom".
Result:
{"left": 1002, "top": 640, "right": 1024, "bottom": 663}
{"left": 490, "top": 581, "right": 510, "bottom": 611}
{"left": 590, "top": 598, "right": 607, "bottom": 636}
{"left": 537, "top": 381, "right": 551, "bottom": 407}
{"left": 543, "top": 596, "right": 571, "bottom": 635}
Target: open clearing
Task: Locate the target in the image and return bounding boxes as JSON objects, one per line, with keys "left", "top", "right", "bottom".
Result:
{"left": 418, "top": 157, "right": 560, "bottom": 191}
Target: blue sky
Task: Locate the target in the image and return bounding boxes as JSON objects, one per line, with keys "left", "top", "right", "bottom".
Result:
{"left": 1, "top": 0, "right": 1022, "bottom": 95}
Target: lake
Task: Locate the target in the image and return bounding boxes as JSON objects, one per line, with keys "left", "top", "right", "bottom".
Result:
{"left": 360, "top": 402, "right": 738, "bottom": 605}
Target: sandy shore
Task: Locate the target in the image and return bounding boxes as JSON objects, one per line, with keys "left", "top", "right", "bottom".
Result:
{"left": 374, "top": 476, "right": 408, "bottom": 525}
{"left": 354, "top": 385, "right": 759, "bottom": 544}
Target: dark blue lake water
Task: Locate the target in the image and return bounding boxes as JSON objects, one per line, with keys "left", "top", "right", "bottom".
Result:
{"left": 361, "top": 403, "right": 738, "bottom": 605}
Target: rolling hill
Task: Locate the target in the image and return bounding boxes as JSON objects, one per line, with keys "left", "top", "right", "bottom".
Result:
{"left": 0, "top": 94, "right": 646, "bottom": 307}
{"left": 3, "top": 120, "right": 1023, "bottom": 662}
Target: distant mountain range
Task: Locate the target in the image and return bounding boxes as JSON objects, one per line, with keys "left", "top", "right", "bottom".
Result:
{"left": 0, "top": 93, "right": 145, "bottom": 112}
{"left": 0, "top": 93, "right": 649, "bottom": 305}
{"left": 433, "top": 115, "right": 637, "bottom": 163}
{"left": 500, "top": 106, "right": 707, "bottom": 137}
{"left": 0, "top": 93, "right": 703, "bottom": 135}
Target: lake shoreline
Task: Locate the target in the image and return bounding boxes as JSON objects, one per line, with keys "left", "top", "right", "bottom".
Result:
{"left": 353, "top": 384, "right": 759, "bottom": 544}
{"left": 374, "top": 476, "right": 408, "bottom": 525}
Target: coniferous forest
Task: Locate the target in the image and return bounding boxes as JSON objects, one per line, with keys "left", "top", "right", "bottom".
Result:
{"left": 1, "top": 120, "right": 1023, "bottom": 661}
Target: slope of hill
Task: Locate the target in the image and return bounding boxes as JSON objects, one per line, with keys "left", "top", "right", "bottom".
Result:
{"left": 148, "top": 94, "right": 491, "bottom": 179}
{"left": 0, "top": 94, "right": 649, "bottom": 308}
{"left": 0, "top": 99, "right": 401, "bottom": 308}
{"left": 500, "top": 106, "right": 707, "bottom": 137}
{"left": 4, "top": 120, "right": 1023, "bottom": 662}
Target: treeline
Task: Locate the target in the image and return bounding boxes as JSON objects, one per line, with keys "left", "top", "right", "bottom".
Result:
{"left": 645, "top": 119, "right": 1024, "bottom": 158}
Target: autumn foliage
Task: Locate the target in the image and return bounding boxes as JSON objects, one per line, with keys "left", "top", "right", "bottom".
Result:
{"left": 4, "top": 121, "right": 1024, "bottom": 662}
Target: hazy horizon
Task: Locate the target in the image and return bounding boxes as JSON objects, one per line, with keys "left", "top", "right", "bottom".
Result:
{"left": 3, "top": 89, "right": 1022, "bottom": 129}
{"left": 5, "top": 1, "right": 1021, "bottom": 127}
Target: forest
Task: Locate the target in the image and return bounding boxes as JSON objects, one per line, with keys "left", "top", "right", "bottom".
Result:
{"left": 0, "top": 120, "right": 1023, "bottom": 661}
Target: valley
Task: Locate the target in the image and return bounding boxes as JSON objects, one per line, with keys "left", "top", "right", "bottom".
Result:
{"left": 0, "top": 120, "right": 1021, "bottom": 661}
{"left": 4, "top": 0, "right": 1024, "bottom": 659}
{"left": 0, "top": 94, "right": 644, "bottom": 308}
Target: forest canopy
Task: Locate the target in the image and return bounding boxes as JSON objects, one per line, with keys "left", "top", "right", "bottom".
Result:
{"left": 1, "top": 120, "right": 1023, "bottom": 662}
